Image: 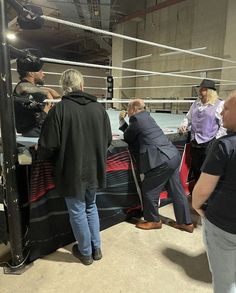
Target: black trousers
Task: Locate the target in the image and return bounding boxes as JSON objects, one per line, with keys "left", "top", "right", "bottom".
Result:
{"left": 141, "top": 154, "right": 192, "bottom": 224}
{"left": 190, "top": 139, "right": 214, "bottom": 182}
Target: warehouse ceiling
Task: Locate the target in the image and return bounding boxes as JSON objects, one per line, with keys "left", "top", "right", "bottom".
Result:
{"left": 7, "top": 0, "right": 148, "bottom": 64}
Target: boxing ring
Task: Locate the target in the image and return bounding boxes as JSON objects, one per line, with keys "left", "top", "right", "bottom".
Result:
{"left": 0, "top": 129, "right": 193, "bottom": 263}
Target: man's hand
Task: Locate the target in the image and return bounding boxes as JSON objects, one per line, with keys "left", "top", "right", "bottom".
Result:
{"left": 43, "top": 103, "right": 53, "bottom": 113}
{"left": 178, "top": 125, "right": 188, "bottom": 134}
{"left": 119, "top": 110, "right": 127, "bottom": 121}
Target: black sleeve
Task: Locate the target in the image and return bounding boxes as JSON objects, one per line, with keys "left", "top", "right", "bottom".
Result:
{"left": 37, "top": 107, "right": 61, "bottom": 160}
{"left": 119, "top": 121, "right": 128, "bottom": 132}
{"left": 105, "top": 111, "right": 112, "bottom": 147}
{"left": 123, "top": 117, "right": 141, "bottom": 144}
{"left": 201, "top": 140, "right": 228, "bottom": 176}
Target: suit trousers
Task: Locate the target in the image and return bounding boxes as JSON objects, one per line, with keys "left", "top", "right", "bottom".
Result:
{"left": 142, "top": 153, "right": 192, "bottom": 224}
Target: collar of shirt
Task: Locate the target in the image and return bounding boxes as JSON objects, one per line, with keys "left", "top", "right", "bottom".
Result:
{"left": 196, "top": 99, "right": 214, "bottom": 107}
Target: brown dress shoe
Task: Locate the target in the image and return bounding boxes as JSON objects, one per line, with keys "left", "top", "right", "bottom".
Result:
{"left": 135, "top": 221, "right": 162, "bottom": 230}
{"left": 169, "top": 222, "right": 194, "bottom": 233}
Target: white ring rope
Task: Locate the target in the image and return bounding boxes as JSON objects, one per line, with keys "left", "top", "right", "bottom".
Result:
{"left": 44, "top": 99, "right": 196, "bottom": 104}
{"left": 11, "top": 68, "right": 106, "bottom": 79}
{"left": 115, "top": 83, "right": 236, "bottom": 90}
{"left": 41, "top": 57, "right": 236, "bottom": 83}
{"left": 12, "top": 81, "right": 236, "bottom": 91}
{"left": 11, "top": 82, "right": 105, "bottom": 90}
{"left": 42, "top": 15, "right": 236, "bottom": 64}
{"left": 116, "top": 65, "right": 236, "bottom": 80}
{"left": 11, "top": 66, "right": 236, "bottom": 81}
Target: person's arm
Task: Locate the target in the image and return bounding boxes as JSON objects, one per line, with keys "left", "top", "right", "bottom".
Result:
{"left": 118, "top": 110, "right": 128, "bottom": 131}
{"left": 215, "top": 100, "right": 227, "bottom": 138}
{"left": 16, "top": 82, "right": 60, "bottom": 99}
{"left": 192, "top": 173, "right": 220, "bottom": 216}
{"left": 179, "top": 104, "right": 193, "bottom": 133}
{"left": 123, "top": 116, "right": 140, "bottom": 144}
{"left": 15, "top": 82, "right": 46, "bottom": 95}
{"left": 119, "top": 121, "right": 128, "bottom": 132}
{"left": 192, "top": 139, "right": 227, "bottom": 216}
{"left": 42, "top": 87, "right": 61, "bottom": 99}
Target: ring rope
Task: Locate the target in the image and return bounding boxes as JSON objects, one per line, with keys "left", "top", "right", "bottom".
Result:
{"left": 41, "top": 15, "right": 236, "bottom": 64}
{"left": 41, "top": 57, "right": 236, "bottom": 83}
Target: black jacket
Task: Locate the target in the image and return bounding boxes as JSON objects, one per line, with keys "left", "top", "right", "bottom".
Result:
{"left": 120, "top": 111, "right": 178, "bottom": 173}
{"left": 38, "top": 90, "right": 112, "bottom": 198}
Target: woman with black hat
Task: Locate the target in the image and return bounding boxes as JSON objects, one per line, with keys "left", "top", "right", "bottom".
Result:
{"left": 179, "top": 79, "right": 226, "bottom": 182}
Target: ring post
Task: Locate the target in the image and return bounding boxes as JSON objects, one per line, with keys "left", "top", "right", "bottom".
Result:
{"left": 0, "top": 0, "right": 25, "bottom": 273}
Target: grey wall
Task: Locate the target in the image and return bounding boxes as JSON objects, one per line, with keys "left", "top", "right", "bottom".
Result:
{"left": 112, "top": 0, "right": 236, "bottom": 111}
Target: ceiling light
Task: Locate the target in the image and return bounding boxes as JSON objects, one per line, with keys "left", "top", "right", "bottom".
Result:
{"left": 6, "top": 32, "right": 16, "bottom": 41}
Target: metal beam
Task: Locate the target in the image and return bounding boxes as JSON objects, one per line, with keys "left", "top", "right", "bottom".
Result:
{"left": 100, "top": 0, "right": 111, "bottom": 31}
{"left": 0, "top": 0, "right": 24, "bottom": 272}
{"left": 78, "top": 0, "right": 92, "bottom": 26}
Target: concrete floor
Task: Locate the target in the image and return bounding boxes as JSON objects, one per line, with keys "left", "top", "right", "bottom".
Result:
{"left": 0, "top": 204, "right": 212, "bottom": 293}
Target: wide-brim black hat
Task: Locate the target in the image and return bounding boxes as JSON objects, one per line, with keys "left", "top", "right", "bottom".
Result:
{"left": 198, "top": 79, "right": 216, "bottom": 90}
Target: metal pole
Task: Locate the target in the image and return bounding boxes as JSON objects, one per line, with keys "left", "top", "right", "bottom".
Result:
{"left": 0, "top": 0, "right": 24, "bottom": 270}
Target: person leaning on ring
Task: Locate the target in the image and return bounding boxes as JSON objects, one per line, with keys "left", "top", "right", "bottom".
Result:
{"left": 119, "top": 99, "right": 194, "bottom": 233}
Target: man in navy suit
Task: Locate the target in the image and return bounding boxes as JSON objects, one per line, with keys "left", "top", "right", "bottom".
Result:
{"left": 119, "top": 99, "right": 193, "bottom": 232}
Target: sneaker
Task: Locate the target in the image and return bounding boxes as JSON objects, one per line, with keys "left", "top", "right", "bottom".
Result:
{"left": 93, "top": 248, "right": 102, "bottom": 261}
{"left": 72, "top": 244, "right": 93, "bottom": 265}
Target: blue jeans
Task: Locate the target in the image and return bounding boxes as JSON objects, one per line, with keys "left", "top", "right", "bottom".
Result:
{"left": 203, "top": 218, "right": 236, "bottom": 293}
{"left": 65, "top": 189, "right": 101, "bottom": 256}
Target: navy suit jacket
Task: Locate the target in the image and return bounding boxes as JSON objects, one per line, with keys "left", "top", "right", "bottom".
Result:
{"left": 119, "top": 111, "right": 178, "bottom": 173}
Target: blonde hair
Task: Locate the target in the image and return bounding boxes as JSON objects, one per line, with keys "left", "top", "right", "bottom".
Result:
{"left": 206, "top": 89, "right": 219, "bottom": 104}
{"left": 128, "top": 99, "right": 145, "bottom": 112}
{"left": 60, "top": 69, "right": 84, "bottom": 95}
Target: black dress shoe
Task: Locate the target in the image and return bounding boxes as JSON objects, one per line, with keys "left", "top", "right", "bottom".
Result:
{"left": 93, "top": 248, "right": 102, "bottom": 260}
{"left": 72, "top": 244, "right": 93, "bottom": 265}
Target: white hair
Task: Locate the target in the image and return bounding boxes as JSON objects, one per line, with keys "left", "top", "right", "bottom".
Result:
{"left": 60, "top": 69, "right": 84, "bottom": 95}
